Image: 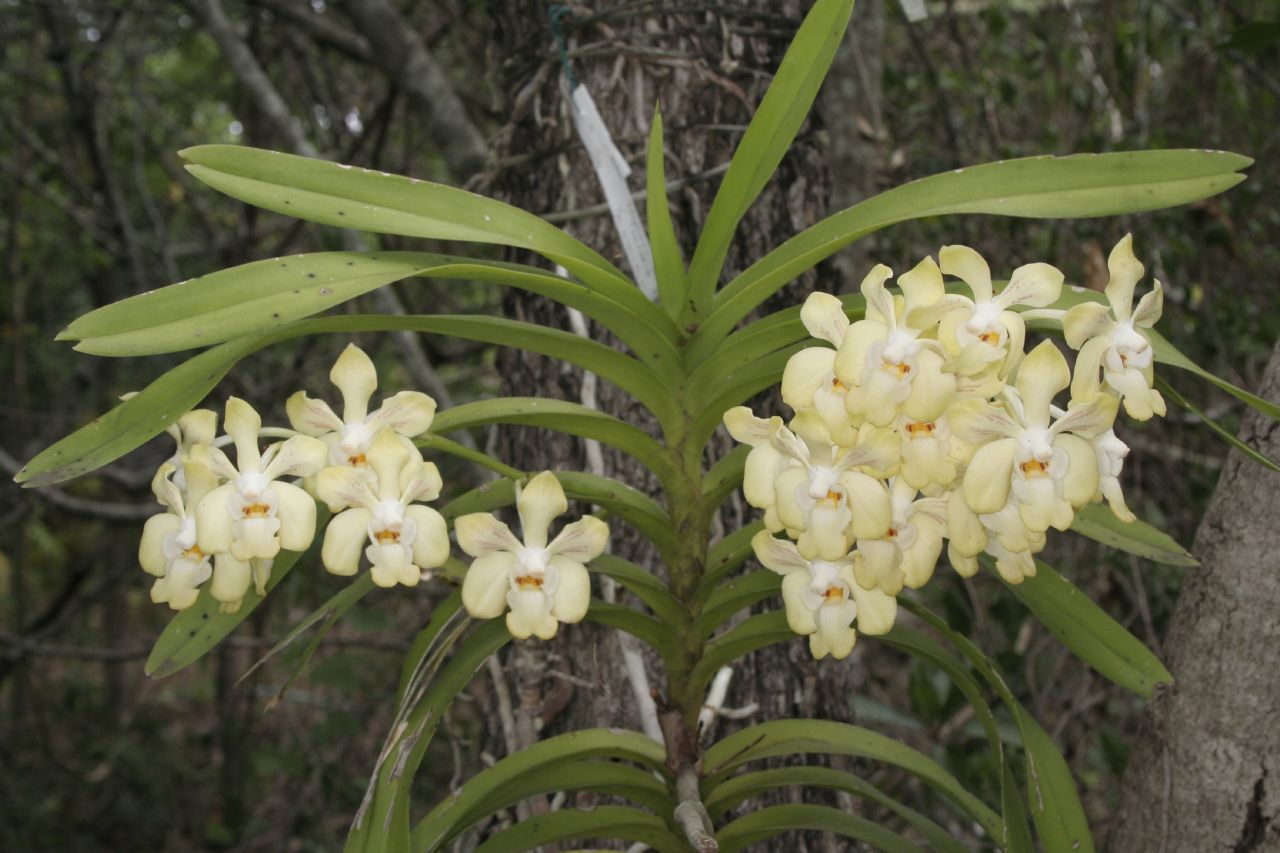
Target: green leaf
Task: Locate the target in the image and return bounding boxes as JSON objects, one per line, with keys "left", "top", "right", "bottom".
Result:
{"left": 16, "top": 335, "right": 257, "bottom": 487}
{"left": 145, "top": 532, "right": 321, "bottom": 678}
{"left": 689, "top": 610, "right": 795, "bottom": 698}
{"left": 588, "top": 554, "right": 684, "bottom": 626}
{"left": 700, "top": 444, "right": 748, "bottom": 515}
{"left": 702, "top": 719, "right": 1002, "bottom": 838}
{"left": 586, "top": 600, "right": 680, "bottom": 665}
{"left": 1156, "top": 377, "right": 1280, "bottom": 473}
{"left": 237, "top": 573, "right": 376, "bottom": 688}
{"left": 693, "top": 570, "right": 781, "bottom": 638}
{"left": 430, "top": 397, "right": 677, "bottom": 491}
{"left": 685, "top": 0, "right": 856, "bottom": 315}
{"left": 900, "top": 599, "right": 1093, "bottom": 853}
{"left": 695, "top": 522, "right": 763, "bottom": 602}
{"left": 1070, "top": 503, "right": 1197, "bottom": 567}
{"left": 689, "top": 149, "right": 1251, "bottom": 361}
{"left": 689, "top": 343, "right": 807, "bottom": 450}
{"left": 467, "top": 806, "right": 685, "bottom": 853}
{"left": 1150, "top": 329, "right": 1280, "bottom": 421}
{"left": 411, "top": 729, "right": 669, "bottom": 851}
{"left": 646, "top": 107, "right": 689, "bottom": 317}
{"left": 1003, "top": 559, "right": 1173, "bottom": 698}
{"left": 705, "top": 767, "right": 967, "bottom": 853}
{"left": 180, "top": 145, "right": 631, "bottom": 289}
{"left": 716, "top": 803, "right": 921, "bottom": 853}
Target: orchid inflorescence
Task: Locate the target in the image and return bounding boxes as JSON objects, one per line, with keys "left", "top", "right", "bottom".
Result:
{"left": 726, "top": 235, "right": 1165, "bottom": 660}
{"left": 138, "top": 343, "right": 609, "bottom": 639}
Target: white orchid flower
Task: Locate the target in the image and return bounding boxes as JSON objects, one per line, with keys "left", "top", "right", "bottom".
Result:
{"left": 139, "top": 448, "right": 220, "bottom": 610}
{"left": 781, "top": 292, "right": 858, "bottom": 444}
{"left": 315, "top": 429, "right": 449, "bottom": 588}
{"left": 953, "top": 341, "right": 1108, "bottom": 534}
{"left": 752, "top": 531, "right": 897, "bottom": 660}
{"left": 287, "top": 343, "right": 438, "bottom": 477}
{"left": 196, "top": 398, "right": 327, "bottom": 611}
{"left": 160, "top": 408, "right": 218, "bottom": 495}
{"left": 1062, "top": 235, "right": 1167, "bottom": 420}
{"left": 980, "top": 504, "right": 1047, "bottom": 584}
{"left": 457, "top": 472, "right": 608, "bottom": 640}
{"left": 924, "top": 245, "right": 1064, "bottom": 377}
{"left": 854, "top": 478, "right": 947, "bottom": 594}
{"left": 722, "top": 406, "right": 790, "bottom": 532}
{"left": 895, "top": 411, "right": 971, "bottom": 493}
{"left": 835, "top": 258, "right": 956, "bottom": 428}
{"left": 768, "top": 411, "right": 896, "bottom": 561}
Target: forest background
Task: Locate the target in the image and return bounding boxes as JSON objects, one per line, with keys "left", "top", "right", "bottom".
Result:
{"left": 0, "top": 0, "right": 1277, "bottom": 850}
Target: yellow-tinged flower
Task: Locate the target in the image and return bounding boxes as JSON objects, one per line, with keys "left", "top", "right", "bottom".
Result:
{"left": 723, "top": 406, "right": 789, "bottom": 527}
{"left": 835, "top": 259, "right": 956, "bottom": 428}
{"left": 139, "top": 449, "right": 219, "bottom": 610}
{"left": 853, "top": 478, "right": 947, "bottom": 594}
{"left": 195, "top": 398, "right": 327, "bottom": 611}
{"left": 751, "top": 530, "right": 896, "bottom": 660}
{"left": 980, "top": 504, "right": 1046, "bottom": 583}
{"left": 895, "top": 412, "right": 969, "bottom": 493}
{"left": 926, "top": 245, "right": 1064, "bottom": 378}
{"left": 456, "top": 471, "right": 607, "bottom": 640}
{"left": 315, "top": 429, "right": 449, "bottom": 588}
{"left": 1062, "top": 235, "right": 1167, "bottom": 420}
{"left": 287, "top": 344, "right": 438, "bottom": 478}
{"left": 161, "top": 408, "right": 218, "bottom": 496}
{"left": 768, "top": 412, "right": 896, "bottom": 561}
{"left": 781, "top": 292, "right": 857, "bottom": 444}
{"left": 953, "top": 341, "right": 1107, "bottom": 534}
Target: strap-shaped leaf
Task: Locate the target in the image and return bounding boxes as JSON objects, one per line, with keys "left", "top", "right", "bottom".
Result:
{"left": 684, "top": 0, "right": 856, "bottom": 315}
{"left": 716, "top": 803, "right": 920, "bottom": 853}
{"left": 1003, "top": 558, "right": 1173, "bottom": 698}
{"left": 702, "top": 719, "right": 1002, "bottom": 838}
{"left": 688, "top": 343, "right": 806, "bottom": 450}
{"left": 695, "top": 522, "right": 763, "bottom": 602}
{"left": 646, "top": 107, "right": 689, "bottom": 317}
{"left": 586, "top": 600, "right": 680, "bottom": 665}
{"left": 1150, "top": 328, "right": 1280, "bottom": 420}
{"left": 1070, "top": 503, "right": 1197, "bottom": 567}
{"left": 689, "top": 610, "right": 794, "bottom": 698}
{"left": 1157, "top": 376, "right": 1280, "bottom": 473}
{"left": 705, "top": 767, "right": 967, "bottom": 853}
{"left": 145, "top": 519, "right": 325, "bottom": 678}
{"left": 693, "top": 570, "right": 781, "bottom": 638}
{"left": 180, "top": 145, "right": 631, "bottom": 289}
{"left": 688, "top": 149, "right": 1251, "bottom": 361}
{"left": 466, "top": 805, "right": 685, "bottom": 853}
{"left": 700, "top": 445, "right": 749, "bottom": 517}
{"left": 17, "top": 335, "right": 259, "bottom": 487}
{"left": 430, "top": 397, "right": 677, "bottom": 491}
{"left": 63, "top": 251, "right": 679, "bottom": 370}
{"left": 411, "top": 729, "right": 668, "bottom": 851}
{"left": 902, "top": 599, "right": 1094, "bottom": 852}
{"left": 589, "top": 554, "right": 684, "bottom": 625}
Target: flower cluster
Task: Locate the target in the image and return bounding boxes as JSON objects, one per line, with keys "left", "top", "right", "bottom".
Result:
{"left": 139, "top": 344, "right": 447, "bottom": 612}
{"left": 727, "top": 236, "right": 1164, "bottom": 659}
{"left": 138, "top": 344, "right": 608, "bottom": 642}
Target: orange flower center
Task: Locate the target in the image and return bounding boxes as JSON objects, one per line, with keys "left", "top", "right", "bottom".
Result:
{"left": 904, "top": 421, "right": 936, "bottom": 437}
{"left": 886, "top": 527, "right": 899, "bottom": 540}
{"left": 830, "top": 377, "right": 849, "bottom": 391}
{"left": 515, "top": 575, "right": 544, "bottom": 590}
{"left": 183, "top": 545, "right": 204, "bottom": 561}
{"left": 979, "top": 331, "right": 1001, "bottom": 346}
{"left": 884, "top": 361, "right": 912, "bottom": 377}
{"left": 243, "top": 503, "right": 271, "bottom": 518}
{"left": 1019, "top": 459, "right": 1050, "bottom": 477}
{"left": 823, "top": 586, "right": 846, "bottom": 602}
{"left": 374, "top": 529, "right": 400, "bottom": 545}
{"left": 348, "top": 453, "right": 367, "bottom": 467}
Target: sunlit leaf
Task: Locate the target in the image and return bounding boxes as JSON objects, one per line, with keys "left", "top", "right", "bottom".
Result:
{"left": 1070, "top": 503, "right": 1197, "bottom": 567}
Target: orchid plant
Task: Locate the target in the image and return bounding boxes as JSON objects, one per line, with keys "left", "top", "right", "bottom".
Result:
{"left": 17, "top": 1, "right": 1278, "bottom": 850}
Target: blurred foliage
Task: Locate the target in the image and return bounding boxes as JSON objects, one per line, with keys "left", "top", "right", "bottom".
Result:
{"left": 0, "top": 0, "right": 1276, "bottom": 849}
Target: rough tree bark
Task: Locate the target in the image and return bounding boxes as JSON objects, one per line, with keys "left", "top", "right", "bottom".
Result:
{"left": 475, "top": 2, "right": 884, "bottom": 849}
{"left": 1110, "top": 341, "right": 1280, "bottom": 853}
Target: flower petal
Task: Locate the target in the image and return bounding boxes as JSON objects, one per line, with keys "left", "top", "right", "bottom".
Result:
{"left": 331, "top": 344, "right": 378, "bottom": 422}
{"left": 286, "top": 390, "right": 344, "bottom": 436}
{"left": 210, "top": 552, "right": 252, "bottom": 610}
{"left": 517, "top": 471, "right": 568, "bottom": 548}
{"left": 1132, "top": 281, "right": 1164, "bottom": 328}
{"left": 270, "top": 481, "right": 315, "bottom": 551}
{"left": 1062, "top": 302, "right": 1113, "bottom": 350}
{"left": 462, "top": 551, "right": 518, "bottom": 619}
{"left": 859, "top": 264, "right": 897, "bottom": 325}
{"left": 455, "top": 512, "right": 523, "bottom": 558}
{"left": 262, "top": 435, "right": 329, "bottom": 480}
{"left": 962, "top": 438, "right": 1017, "bottom": 514}
{"left": 781, "top": 347, "right": 836, "bottom": 412}
{"left": 321, "top": 508, "right": 372, "bottom": 576}
{"left": 897, "top": 255, "right": 945, "bottom": 324}
{"left": 939, "top": 244, "right": 993, "bottom": 303}
{"left": 140, "top": 512, "right": 181, "bottom": 576}
{"left": 800, "top": 291, "right": 850, "bottom": 346}
{"left": 506, "top": 589, "right": 558, "bottom": 640}
{"left": 723, "top": 406, "right": 770, "bottom": 447}
{"left": 997, "top": 262, "right": 1063, "bottom": 309}
{"left": 849, "top": 576, "right": 897, "bottom": 635}
{"left": 224, "top": 397, "right": 263, "bottom": 471}
{"left": 780, "top": 570, "right": 818, "bottom": 635}
{"left": 405, "top": 504, "right": 450, "bottom": 570}
{"left": 549, "top": 556, "right": 590, "bottom": 624}
{"left": 316, "top": 465, "right": 377, "bottom": 512}
{"left": 547, "top": 516, "right": 609, "bottom": 562}
{"left": 367, "top": 391, "right": 437, "bottom": 438}
{"left": 751, "top": 530, "right": 810, "bottom": 575}
{"left": 1016, "top": 340, "right": 1071, "bottom": 428}
{"left": 195, "top": 482, "right": 237, "bottom": 554}
{"left": 1104, "top": 234, "right": 1143, "bottom": 322}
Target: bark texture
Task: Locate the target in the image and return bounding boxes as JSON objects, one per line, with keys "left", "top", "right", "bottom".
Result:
{"left": 1110, "top": 341, "right": 1280, "bottom": 853}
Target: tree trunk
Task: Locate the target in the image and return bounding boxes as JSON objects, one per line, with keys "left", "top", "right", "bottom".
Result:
{"left": 475, "top": 2, "right": 878, "bottom": 848}
{"left": 1109, "top": 341, "right": 1280, "bottom": 853}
